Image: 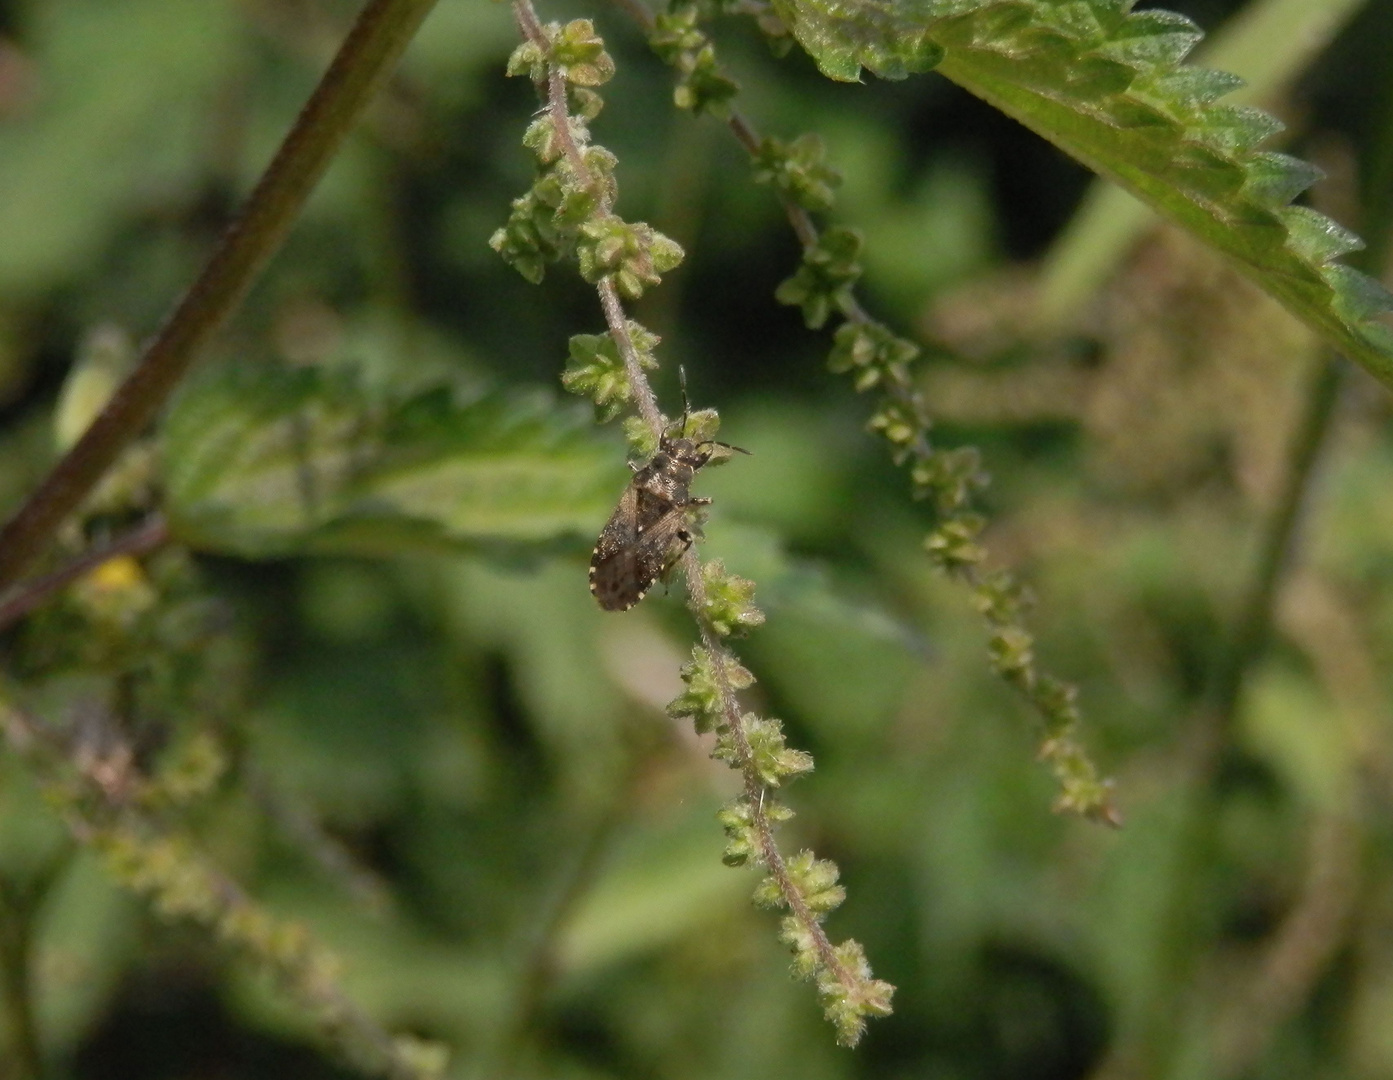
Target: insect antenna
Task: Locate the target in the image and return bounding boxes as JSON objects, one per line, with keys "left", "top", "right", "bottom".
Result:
{"left": 677, "top": 366, "right": 751, "bottom": 457}
{"left": 676, "top": 364, "right": 693, "bottom": 439}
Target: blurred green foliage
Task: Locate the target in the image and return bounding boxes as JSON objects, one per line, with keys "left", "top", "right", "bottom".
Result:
{"left": 2, "top": 0, "right": 1393, "bottom": 1078}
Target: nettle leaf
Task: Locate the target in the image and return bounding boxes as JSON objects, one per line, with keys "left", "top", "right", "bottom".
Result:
{"left": 769, "top": 0, "right": 1393, "bottom": 386}
{"left": 162, "top": 362, "right": 623, "bottom": 559}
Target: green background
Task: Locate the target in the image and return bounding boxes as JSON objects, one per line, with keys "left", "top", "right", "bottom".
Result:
{"left": 2, "top": 0, "right": 1393, "bottom": 1078}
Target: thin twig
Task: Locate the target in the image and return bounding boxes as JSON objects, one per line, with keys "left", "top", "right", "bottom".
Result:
{"left": 0, "top": 0, "right": 441, "bottom": 591}
{"left": 0, "top": 515, "right": 170, "bottom": 634}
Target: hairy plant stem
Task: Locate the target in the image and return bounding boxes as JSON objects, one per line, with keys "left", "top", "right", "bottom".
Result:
{"left": 680, "top": 547, "right": 854, "bottom": 986}
{"left": 511, "top": 0, "right": 665, "bottom": 440}
{"left": 514, "top": 0, "right": 853, "bottom": 993}
{"left": 0, "top": 514, "right": 170, "bottom": 634}
{"left": 0, "top": 0, "right": 440, "bottom": 592}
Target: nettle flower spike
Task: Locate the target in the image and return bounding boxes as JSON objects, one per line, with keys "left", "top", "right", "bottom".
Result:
{"left": 987, "top": 624, "right": 1035, "bottom": 687}
{"left": 757, "top": 850, "right": 845, "bottom": 916}
{"left": 491, "top": 147, "right": 618, "bottom": 284}
{"left": 717, "top": 796, "right": 794, "bottom": 867}
{"left": 562, "top": 323, "right": 660, "bottom": 421}
{"left": 752, "top": 134, "right": 842, "bottom": 215}
{"left": 1034, "top": 674, "right": 1079, "bottom": 730}
{"left": 713, "top": 714, "right": 814, "bottom": 786}
{"left": 566, "top": 84, "right": 604, "bottom": 122}
{"left": 622, "top": 415, "right": 659, "bottom": 459}
{"left": 912, "top": 445, "right": 989, "bottom": 515}
{"left": 717, "top": 801, "right": 761, "bottom": 867}
{"left": 554, "top": 148, "right": 618, "bottom": 224}
{"left": 775, "top": 226, "right": 864, "bottom": 329}
{"left": 576, "top": 216, "right": 684, "bottom": 299}
{"left": 698, "top": 559, "right": 765, "bottom": 637}
{"left": 867, "top": 399, "right": 926, "bottom": 462}
{"left": 828, "top": 320, "right": 919, "bottom": 392}
{"left": 522, "top": 112, "right": 593, "bottom": 166}
{"left": 489, "top": 190, "right": 564, "bottom": 283}
{"left": 678, "top": 405, "right": 721, "bottom": 444}
{"left": 818, "top": 941, "right": 896, "bottom": 1047}
{"left": 550, "top": 18, "right": 615, "bottom": 86}
{"left": 651, "top": 6, "right": 739, "bottom": 116}
{"left": 924, "top": 513, "right": 988, "bottom": 573}
{"left": 681, "top": 57, "right": 739, "bottom": 116}
{"left": 668, "top": 644, "right": 755, "bottom": 733}
{"left": 971, "top": 568, "right": 1031, "bottom": 626}
{"left": 506, "top": 19, "right": 615, "bottom": 88}
{"left": 493, "top": 0, "right": 902, "bottom": 1043}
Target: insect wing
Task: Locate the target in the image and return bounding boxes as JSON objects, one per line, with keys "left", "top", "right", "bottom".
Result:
{"left": 590, "top": 486, "right": 642, "bottom": 611}
{"left": 632, "top": 503, "right": 692, "bottom": 584}
{"left": 590, "top": 428, "right": 733, "bottom": 612}
{"left": 589, "top": 486, "right": 693, "bottom": 611}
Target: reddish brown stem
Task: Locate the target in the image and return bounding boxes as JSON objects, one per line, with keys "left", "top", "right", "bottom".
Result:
{"left": 0, "top": 515, "right": 170, "bottom": 633}
{"left": 0, "top": 0, "right": 440, "bottom": 590}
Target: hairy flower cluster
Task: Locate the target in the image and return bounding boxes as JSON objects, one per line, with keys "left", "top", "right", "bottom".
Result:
{"left": 492, "top": 19, "right": 684, "bottom": 299}
{"left": 562, "top": 322, "right": 659, "bottom": 421}
{"left": 828, "top": 312, "right": 1118, "bottom": 821}
{"left": 972, "top": 570, "right": 1119, "bottom": 824}
{"left": 752, "top": 133, "right": 842, "bottom": 215}
{"left": 666, "top": 579, "right": 892, "bottom": 1045}
{"left": 95, "top": 823, "right": 447, "bottom": 1078}
{"left": 826, "top": 302, "right": 1118, "bottom": 823}
{"left": 774, "top": 226, "right": 864, "bottom": 329}
{"left": 650, "top": 4, "right": 740, "bottom": 116}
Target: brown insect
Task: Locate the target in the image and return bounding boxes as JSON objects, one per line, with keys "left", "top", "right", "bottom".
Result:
{"left": 589, "top": 395, "right": 747, "bottom": 612}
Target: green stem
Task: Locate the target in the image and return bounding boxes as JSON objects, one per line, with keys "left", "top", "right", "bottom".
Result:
{"left": 1206, "top": 355, "right": 1343, "bottom": 740}
{"left": 0, "top": 886, "right": 41, "bottom": 1080}
{"left": 0, "top": 0, "right": 440, "bottom": 591}
{"left": 0, "top": 848, "right": 72, "bottom": 1080}
{"left": 488, "top": 800, "right": 625, "bottom": 1080}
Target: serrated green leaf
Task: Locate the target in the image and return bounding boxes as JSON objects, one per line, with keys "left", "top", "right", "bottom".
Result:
{"left": 771, "top": 0, "right": 1393, "bottom": 386}
{"left": 161, "top": 363, "right": 623, "bottom": 559}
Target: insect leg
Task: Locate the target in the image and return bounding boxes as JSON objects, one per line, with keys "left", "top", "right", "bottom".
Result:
{"left": 658, "top": 528, "right": 696, "bottom": 588}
